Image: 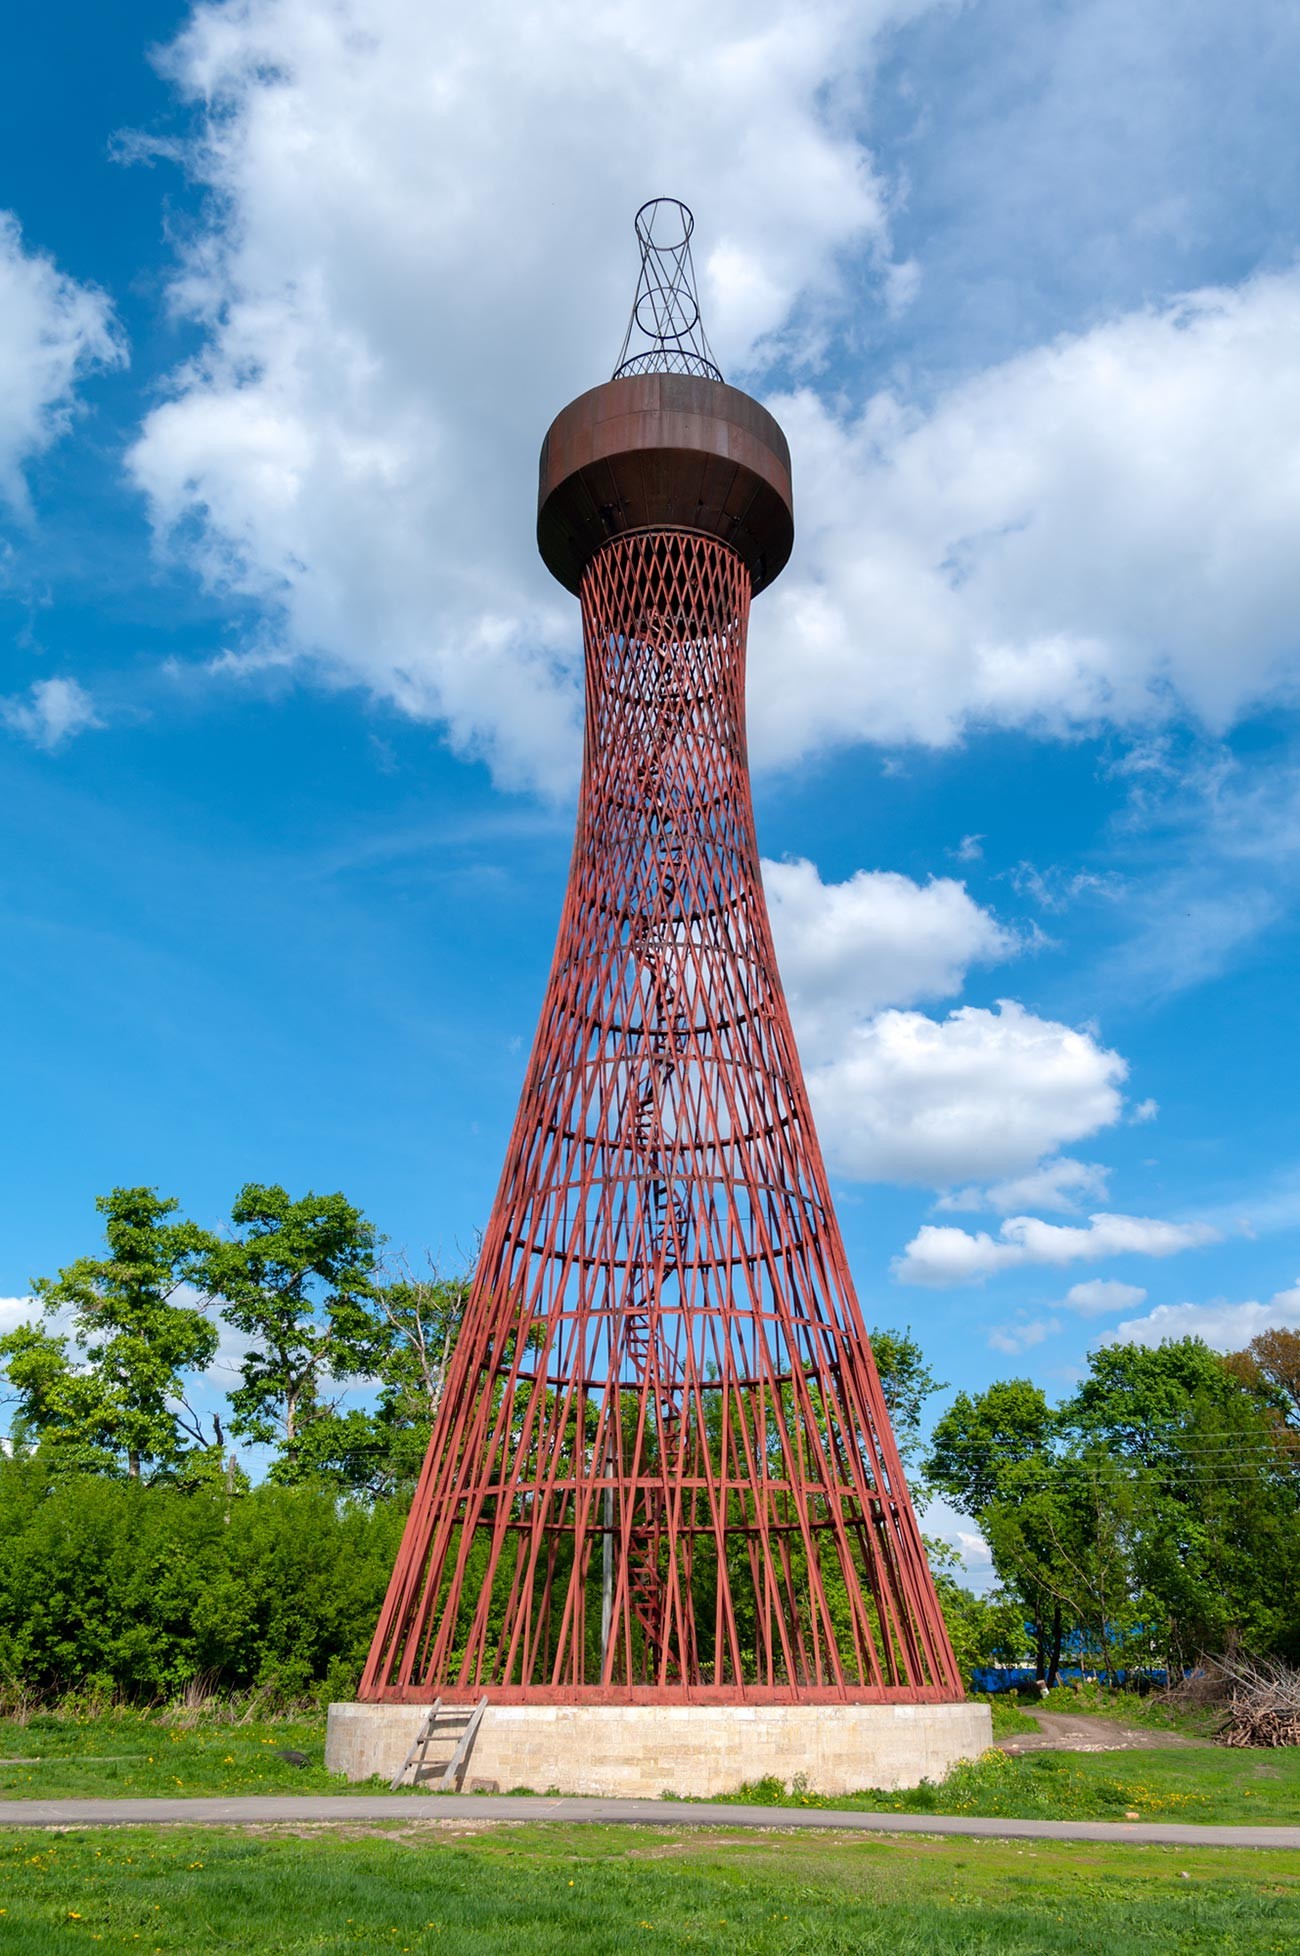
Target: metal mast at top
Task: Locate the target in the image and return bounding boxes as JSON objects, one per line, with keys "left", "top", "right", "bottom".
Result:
{"left": 357, "top": 204, "right": 960, "bottom": 1712}
{"left": 613, "top": 197, "right": 723, "bottom": 382}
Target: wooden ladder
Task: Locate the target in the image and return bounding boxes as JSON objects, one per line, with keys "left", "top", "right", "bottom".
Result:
{"left": 389, "top": 1697, "right": 489, "bottom": 1792}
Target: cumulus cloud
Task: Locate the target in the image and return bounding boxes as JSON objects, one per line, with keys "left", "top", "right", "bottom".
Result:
{"left": 752, "top": 270, "right": 1300, "bottom": 767}
{"left": 1, "top": 676, "right": 100, "bottom": 750}
{"left": 805, "top": 998, "right": 1127, "bottom": 1187}
{"left": 0, "top": 1297, "right": 37, "bottom": 1337}
{"left": 1065, "top": 1278, "right": 1148, "bottom": 1317}
{"left": 123, "top": 6, "right": 1300, "bottom": 790}
{"left": 0, "top": 211, "right": 122, "bottom": 512}
{"left": 1108, "top": 1285, "right": 1300, "bottom": 1352}
{"left": 938, "top": 1155, "right": 1110, "bottom": 1215}
{"left": 921, "top": 1493, "right": 994, "bottom": 1585}
{"left": 895, "top": 1210, "right": 1219, "bottom": 1287}
{"left": 763, "top": 857, "right": 1020, "bottom": 1048}
{"left": 128, "top": 0, "right": 926, "bottom": 793}
{"left": 762, "top": 858, "right": 1133, "bottom": 1193}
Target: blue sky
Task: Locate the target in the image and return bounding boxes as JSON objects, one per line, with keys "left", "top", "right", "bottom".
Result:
{"left": 4, "top": 1, "right": 1300, "bottom": 1563}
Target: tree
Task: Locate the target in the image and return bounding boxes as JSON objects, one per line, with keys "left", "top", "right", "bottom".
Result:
{"left": 925, "top": 1538, "right": 1030, "bottom": 1682}
{"left": 925, "top": 1378, "right": 1054, "bottom": 1515}
{"left": 868, "top": 1325, "right": 947, "bottom": 1477}
{"left": 926, "top": 1379, "right": 1066, "bottom": 1682}
{"left": 981, "top": 1451, "right": 1137, "bottom": 1682}
{"left": 269, "top": 1262, "right": 472, "bottom": 1496}
{"left": 1248, "top": 1328, "right": 1300, "bottom": 1422}
{"left": 368, "top": 1261, "right": 472, "bottom": 1481}
{"left": 0, "top": 1188, "right": 220, "bottom": 1480}
{"left": 197, "top": 1184, "right": 384, "bottom": 1477}
{"left": 1224, "top": 1328, "right": 1300, "bottom": 1444}
{"left": 0, "top": 1324, "right": 123, "bottom": 1476}
{"left": 1061, "top": 1338, "right": 1300, "bottom": 1671}
{"left": 1065, "top": 1337, "right": 1233, "bottom": 1461}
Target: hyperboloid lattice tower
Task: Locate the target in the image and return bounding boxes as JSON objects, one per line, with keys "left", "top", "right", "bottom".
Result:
{"left": 361, "top": 201, "right": 960, "bottom": 1711}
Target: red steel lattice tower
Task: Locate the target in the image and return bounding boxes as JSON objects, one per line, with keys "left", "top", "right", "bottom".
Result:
{"left": 361, "top": 201, "right": 960, "bottom": 1706}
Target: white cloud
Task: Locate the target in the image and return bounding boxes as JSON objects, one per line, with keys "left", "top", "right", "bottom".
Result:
{"left": 128, "top": 0, "right": 929, "bottom": 793}
{"left": 896, "top": 1210, "right": 1220, "bottom": 1287}
{"left": 938, "top": 1155, "right": 1110, "bottom": 1215}
{"left": 762, "top": 859, "right": 1133, "bottom": 1196}
{"left": 1, "top": 676, "right": 100, "bottom": 750}
{"left": 806, "top": 998, "right": 1127, "bottom": 1186}
{"left": 1130, "top": 1098, "right": 1159, "bottom": 1124}
{"left": 0, "top": 211, "right": 122, "bottom": 512}
{"left": 1108, "top": 1285, "right": 1300, "bottom": 1352}
{"left": 1065, "top": 1278, "right": 1148, "bottom": 1318}
{"left": 752, "top": 270, "right": 1300, "bottom": 769}
{"left": 125, "top": 7, "right": 1300, "bottom": 791}
{"left": 0, "top": 1297, "right": 37, "bottom": 1337}
{"left": 921, "top": 1493, "right": 994, "bottom": 1589}
{"left": 763, "top": 857, "right": 1018, "bottom": 1047}
{"left": 988, "top": 1316, "right": 1060, "bottom": 1355}
{"left": 955, "top": 1528, "right": 993, "bottom": 1570}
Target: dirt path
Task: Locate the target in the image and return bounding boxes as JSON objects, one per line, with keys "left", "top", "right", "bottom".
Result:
{"left": 1002, "top": 1711, "right": 1202, "bottom": 1754}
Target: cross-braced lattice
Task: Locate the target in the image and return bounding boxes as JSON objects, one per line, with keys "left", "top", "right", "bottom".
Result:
{"left": 613, "top": 198, "right": 723, "bottom": 383}
{"left": 361, "top": 530, "right": 961, "bottom": 1705}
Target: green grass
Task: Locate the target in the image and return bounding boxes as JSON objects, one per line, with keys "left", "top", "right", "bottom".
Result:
{"left": 983, "top": 1695, "right": 1041, "bottom": 1738}
{"left": 722, "top": 1745, "right": 1300, "bottom": 1825}
{"left": 4, "top": 1710, "right": 1297, "bottom": 1830}
{"left": 0, "top": 1822, "right": 1297, "bottom": 1954}
{"left": 0, "top": 1710, "right": 401, "bottom": 1801}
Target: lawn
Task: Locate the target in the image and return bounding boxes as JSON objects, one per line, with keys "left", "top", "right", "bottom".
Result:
{"left": 722, "top": 1743, "right": 1300, "bottom": 1824}
{"left": 983, "top": 1695, "right": 1041, "bottom": 1737}
{"left": 0, "top": 1822, "right": 1297, "bottom": 1954}
{"left": 3, "top": 1708, "right": 1299, "bottom": 1827}
{"left": 0, "top": 1710, "right": 367, "bottom": 1801}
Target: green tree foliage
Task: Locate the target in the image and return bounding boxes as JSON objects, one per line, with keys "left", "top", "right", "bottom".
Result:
{"left": 205, "top": 1255, "right": 470, "bottom": 1498}
{"left": 1061, "top": 1339, "right": 1300, "bottom": 1669}
{"left": 926, "top": 1379, "right": 1070, "bottom": 1681}
{"left": 926, "top": 1542, "right": 1030, "bottom": 1681}
{"left": 0, "top": 1455, "right": 404, "bottom": 1701}
{"left": 927, "top": 1338, "right": 1300, "bottom": 1679}
{"left": 926, "top": 1378, "right": 1054, "bottom": 1515}
{"left": 197, "top": 1184, "right": 384, "bottom": 1478}
{"left": 980, "top": 1452, "right": 1136, "bottom": 1684}
{"left": 0, "top": 1188, "right": 220, "bottom": 1480}
{"left": 868, "top": 1325, "right": 947, "bottom": 1477}
{"left": 7, "top": 1181, "right": 1300, "bottom": 1694}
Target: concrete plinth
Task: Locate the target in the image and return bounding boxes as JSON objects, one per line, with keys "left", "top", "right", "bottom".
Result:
{"left": 325, "top": 1700, "right": 991, "bottom": 1799}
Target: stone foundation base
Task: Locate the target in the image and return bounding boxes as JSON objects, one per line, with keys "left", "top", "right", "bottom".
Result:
{"left": 325, "top": 1699, "right": 991, "bottom": 1799}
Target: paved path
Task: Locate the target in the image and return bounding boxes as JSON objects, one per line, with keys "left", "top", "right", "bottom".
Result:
{"left": 0, "top": 1793, "right": 1296, "bottom": 1849}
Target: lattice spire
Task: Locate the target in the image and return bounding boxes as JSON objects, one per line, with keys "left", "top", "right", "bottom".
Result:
{"left": 356, "top": 237, "right": 959, "bottom": 1710}
{"left": 613, "top": 197, "right": 723, "bottom": 383}
{"left": 359, "top": 526, "right": 960, "bottom": 1705}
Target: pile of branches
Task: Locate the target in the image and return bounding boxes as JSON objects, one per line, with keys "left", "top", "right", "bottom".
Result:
{"left": 1172, "top": 1653, "right": 1300, "bottom": 1748}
